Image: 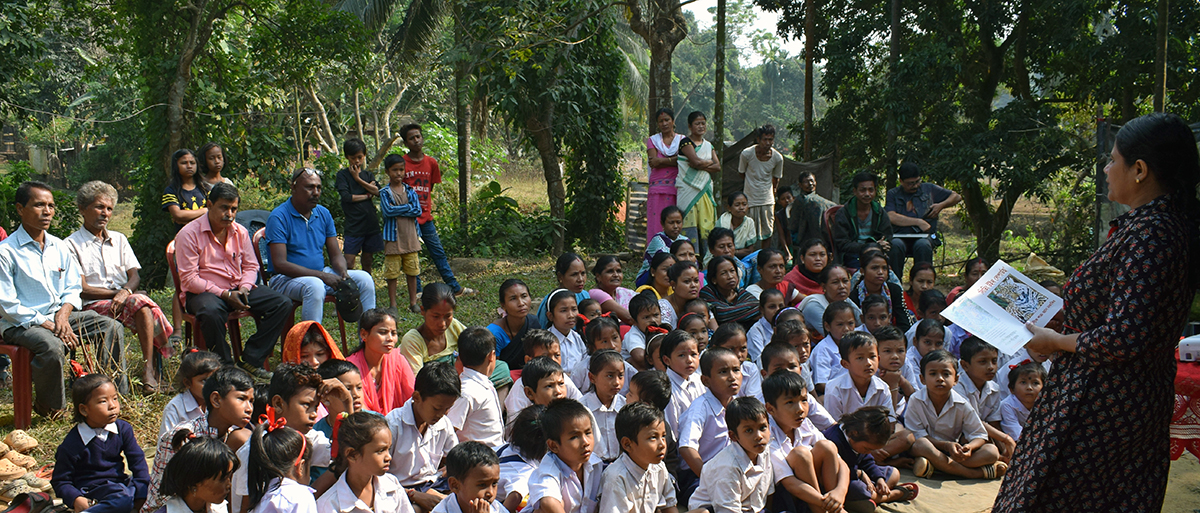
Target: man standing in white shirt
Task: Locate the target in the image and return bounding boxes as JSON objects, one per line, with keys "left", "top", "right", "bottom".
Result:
{"left": 66, "top": 180, "right": 173, "bottom": 392}
{"left": 738, "top": 124, "right": 785, "bottom": 244}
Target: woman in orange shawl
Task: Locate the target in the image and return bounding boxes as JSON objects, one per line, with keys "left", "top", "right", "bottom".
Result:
{"left": 281, "top": 320, "right": 346, "bottom": 367}
{"left": 344, "top": 308, "right": 414, "bottom": 413}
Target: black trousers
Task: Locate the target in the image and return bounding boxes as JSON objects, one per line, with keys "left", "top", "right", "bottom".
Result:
{"left": 186, "top": 286, "right": 291, "bottom": 367}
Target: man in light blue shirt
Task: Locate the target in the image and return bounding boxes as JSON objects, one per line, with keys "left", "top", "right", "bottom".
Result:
{"left": 266, "top": 168, "right": 376, "bottom": 322}
{"left": 0, "top": 181, "right": 127, "bottom": 414}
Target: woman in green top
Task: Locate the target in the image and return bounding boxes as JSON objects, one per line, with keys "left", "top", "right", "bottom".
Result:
{"left": 676, "top": 111, "right": 721, "bottom": 249}
{"left": 399, "top": 283, "right": 513, "bottom": 390}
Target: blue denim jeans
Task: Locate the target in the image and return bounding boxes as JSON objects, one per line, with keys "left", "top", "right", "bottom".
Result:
{"left": 269, "top": 267, "right": 376, "bottom": 322}
{"left": 417, "top": 220, "right": 461, "bottom": 294}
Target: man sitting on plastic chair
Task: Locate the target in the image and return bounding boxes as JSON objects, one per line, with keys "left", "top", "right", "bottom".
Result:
{"left": 175, "top": 182, "right": 290, "bottom": 381}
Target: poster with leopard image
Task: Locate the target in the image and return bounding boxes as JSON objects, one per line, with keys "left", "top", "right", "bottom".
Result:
{"left": 943, "top": 260, "right": 1062, "bottom": 355}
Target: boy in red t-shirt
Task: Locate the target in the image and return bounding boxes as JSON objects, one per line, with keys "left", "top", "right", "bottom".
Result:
{"left": 399, "top": 123, "right": 476, "bottom": 296}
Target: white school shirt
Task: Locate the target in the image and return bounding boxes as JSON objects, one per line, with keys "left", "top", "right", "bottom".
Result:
{"left": 996, "top": 349, "right": 1052, "bottom": 399}
{"left": 665, "top": 368, "right": 706, "bottom": 437}
{"left": 162, "top": 495, "right": 227, "bottom": 513}
{"left": 903, "top": 345, "right": 925, "bottom": 391}
{"left": 746, "top": 318, "right": 773, "bottom": 365}
{"left": 621, "top": 329, "right": 646, "bottom": 360}
{"left": 596, "top": 453, "right": 677, "bottom": 513}
{"left": 159, "top": 392, "right": 204, "bottom": 439}
{"left": 687, "top": 443, "right": 774, "bottom": 513}
{"left": 521, "top": 452, "right": 604, "bottom": 513}
{"left": 385, "top": 399, "right": 458, "bottom": 487}
{"left": 753, "top": 389, "right": 835, "bottom": 432}
{"left": 316, "top": 473, "right": 413, "bottom": 513}
{"left": 446, "top": 367, "right": 504, "bottom": 448}
{"left": 738, "top": 361, "right": 763, "bottom": 400}
{"left": 550, "top": 326, "right": 589, "bottom": 371}
{"left": 497, "top": 444, "right": 538, "bottom": 503}
{"left": 76, "top": 421, "right": 118, "bottom": 445}
{"left": 823, "top": 372, "right": 895, "bottom": 422}
{"left": 903, "top": 388, "right": 988, "bottom": 443}
{"left": 810, "top": 335, "right": 845, "bottom": 386}
{"left": 581, "top": 391, "right": 627, "bottom": 462}
{"left": 251, "top": 478, "right": 317, "bottom": 513}
{"left": 953, "top": 376, "right": 1003, "bottom": 423}
{"left": 430, "top": 494, "right": 505, "bottom": 513}
{"left": 569, "top": 357, "right": 636, "bottom": 396}
{"left": 504, "top": 374, "right": 584, "bottom": 419}
{"left": 799, "top": 363, "right": 816, "bottom": 394}
{"left": 233, "top": 429, "right": 332, "bottom": 513}
{"left": 1000, "top": 394, "right": 1030, "bottom": 440}
{"left": 678, "top": 391, "right": 729, "bottom": 469}
{"left": 768, "top": 416, "right": 825, "bottom": 483}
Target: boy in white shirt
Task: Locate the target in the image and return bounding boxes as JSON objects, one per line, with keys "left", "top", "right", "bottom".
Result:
{"left": 762, "top": 370, "right": 849, "bottom": 513}
{"left": 521, "top": 399, "right": 604, "bottom": 513}
{"left": 504, "top": 331, "right": 585, "bottom": 417}
{"left": 385, "top": 362, "right": 461, "bottom": 512}
{"left": 687, "top": 397, "right": 774, "bottom": 513}
{"left": 758, "top": 342, "right": 836, "bottom": 431}
{"left": 954, "top": 337, "right": 1015, "bottom": 462}
{"left": 597, "top": 402, "right": 678, "bottom": 513}
{"left": 446, "top": 327, "right": 504, "bottom": 448}
{"left": 906, "top": 350, "right": 1006, "bottom": 480}
{"left": 677, "top": 347, "right": 742, "bottom": 505}
{"left": 823, "top": 331, "right": 914, "bottom": 468}
{"left": 432, "top": 442, "right": 507, "bottom": 513}
{"left": 1001, "top": 361, "right": 1046, "bottom": 441}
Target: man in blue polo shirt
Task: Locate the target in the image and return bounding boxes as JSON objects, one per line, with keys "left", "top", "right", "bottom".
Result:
{"left": 266, "top": 168, "right": 377, "bottom": 322}
{"left": 885, "top": 162, "right": 961, "bottom": 277}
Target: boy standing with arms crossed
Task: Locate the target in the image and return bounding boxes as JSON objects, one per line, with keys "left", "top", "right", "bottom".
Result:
{"left": 380, "top": 154, "right": 423, "bottom": 313}
{"left": 336, "top": 138, "right": 383, "bottom": 273}
{"left": 399, "top": 124, "right": 476, "bottom": 297}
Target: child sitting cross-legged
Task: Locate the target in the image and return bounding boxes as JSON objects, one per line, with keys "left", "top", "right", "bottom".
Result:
{"left": 580, "top": 350, "right": 628, "bottom": 463}
{"left": 686, "top": 397, "right": 774, "bottom": 513}
{"left": 906, "top": 350, "right": 1007, "bottom": 480}
{"left": 154, "top": 435, "right": 239, "bottom": 513}
{"left": 1000, "top": 361, "right": 1046, "bottom": 441}
{"left": 873, "top": 325, "right": 914, "bottom": 417}
{"left": 597, "top": 402, "right": 679, "bottom": 513}
{"left": 246, "top": 421, "right": 314, "bottom": 513}
{"left": 53, "top": 374, "right": 151, "bottom": 513}
{"left": 953, "top": 337, "right": 1014, "bottom": 463}
{"left": 710, "top": 323, "right": 763, "bottom": 401}
{"left": 677, "top": 347, "right": 743, "bottom": 504}
{"left": 820, "top": 406, "right": 918, "bottom": 507}
{"left": 497, "top": 405, "right": 547, "bottom": 513}
{"left": 823, "top": 332, "right": 915, "bottom": 467}
{"left": 317, "top": 412, "right": 415, "bottom": 513}
{"left": 522, "top": 399, "right": 603, "bottom": 513}
{"left": 431, "top": 442, "right": 507, "bottom": 513}
{"left": 762, "top": 370, "right": 850, "bottom": 513}
{"left": 385, "top": 362, "right": 462, "bottom": 512}
{"left": 447, "top": 327, "right": 505, "bottom": 449}
{"left": 504, "top": 330, "right": 585, "bottom": 417}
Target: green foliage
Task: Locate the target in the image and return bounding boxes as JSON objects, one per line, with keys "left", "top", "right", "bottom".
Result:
{"left": 0, "top": 161, "right": 80, "bottom": 239}
{"left": 250, "top": 0, "right": 371, "bottom": 87}
{"left": 417, "top": 123, "right": 509, "bottom": 186}
{"left": 128, "top": 163, "right": 174, "bottom": 288}
{"left": 438, "top": 181, "right": 563, "bottom": 256}
{"left": 0, "top": 0, "right": 44, "bottom": 103}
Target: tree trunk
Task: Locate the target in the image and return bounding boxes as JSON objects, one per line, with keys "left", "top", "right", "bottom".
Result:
{"left": 628, "top": 0, "right": 687, "bottom": 132}
{"left": 162, "top": 0, "right": 219, "bottom": 175}
{"left": 528, "top": 104, "right": 565, "bottom": 254}
{"left": 647, "top": 41, "right": 674, "bottom": 132}
{"left": 305, "top": 84, "right": 339, "bottom": 154}
{"left": 883, "top": 0, "right": 897, "bottom": 187}
{"left": 1154, "top": 0, "right": 1169, "bottom": 112}
{"left": 805, "top": 0, "right": 818, "bottom": 161}
{"left": 455, "top": 52, "right": 471, "bottom": 230}
{"left": 713, "top": 0, "right": 726, "bottom": 200}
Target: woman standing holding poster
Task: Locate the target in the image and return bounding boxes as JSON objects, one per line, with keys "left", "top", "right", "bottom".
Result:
{"left": 994, "top": 113, "right": 1200, "bottom": 512}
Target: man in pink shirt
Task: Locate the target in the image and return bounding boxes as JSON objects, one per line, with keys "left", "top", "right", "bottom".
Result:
{"left": 174, "top": 182, "right": 289, "bottom": 380}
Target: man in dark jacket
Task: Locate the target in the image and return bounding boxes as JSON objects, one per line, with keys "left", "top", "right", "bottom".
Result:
{"left": 831, "top": 172, "right": 903, "bottom": 268}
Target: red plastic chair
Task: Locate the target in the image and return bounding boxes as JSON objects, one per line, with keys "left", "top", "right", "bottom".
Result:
{"left": 0, "top": 344, "right": 32, "bottom": 428}
{"left": 823, "top": 204, "right": 844, "bottom": 266}
{"left": 252, "top": 229, "right": 348, "bottom": 354}
{"left": 167, "top": 241, "right": 253, "bottom": 361}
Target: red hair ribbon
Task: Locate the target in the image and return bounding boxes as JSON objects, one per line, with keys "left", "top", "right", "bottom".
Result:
{"left": 259, "top": 405, "right": 288, "bottom": 432}
{"left": 581, "top": 311, "right": 613, "bottom": 326}
{"left": 677, "top": 312, "right": 701, "bottom": 326}
{"left": 646, "top": 326, "right": 669, "bottom": 335}
{"left": 330, "top": 412, "right": 347, "bottom": 457}
{"left": 1008, "top": 358, "right": 1032, "bottom": 370}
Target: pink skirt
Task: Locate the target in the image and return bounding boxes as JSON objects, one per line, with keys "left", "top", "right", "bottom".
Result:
{"left": 646, "top": 182, "right": 677, "bottom": 240}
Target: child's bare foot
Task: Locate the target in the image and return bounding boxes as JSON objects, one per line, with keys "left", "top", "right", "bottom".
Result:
{"left": 888, "top": 456, "right": 914, "bottom": 468}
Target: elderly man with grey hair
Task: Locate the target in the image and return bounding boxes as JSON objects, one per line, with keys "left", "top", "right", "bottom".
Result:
{"left": 66, "top": 180, "right": 174, "bottom": 392}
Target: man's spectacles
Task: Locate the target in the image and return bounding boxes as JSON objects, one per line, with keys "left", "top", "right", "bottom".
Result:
{"left": 291, "top": 167, "right": 322, "bottom": 182}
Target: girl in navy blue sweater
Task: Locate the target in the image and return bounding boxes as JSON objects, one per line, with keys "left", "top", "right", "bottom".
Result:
{"left": 52, "top": 374, "right": 150, "bottom": 513}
